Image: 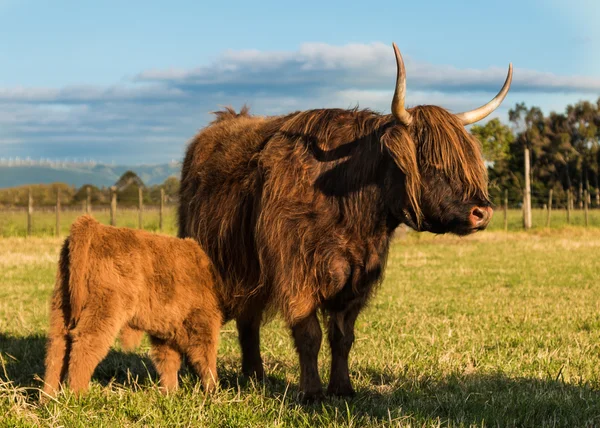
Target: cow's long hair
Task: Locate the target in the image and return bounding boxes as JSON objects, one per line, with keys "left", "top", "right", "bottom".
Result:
{"left": 179, "top": 105, "right": 489, "bottom": 322}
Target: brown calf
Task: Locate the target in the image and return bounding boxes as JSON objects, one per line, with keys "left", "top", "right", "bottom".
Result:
{"left": 42, "top": 215, "right": 222, "bottom": 399}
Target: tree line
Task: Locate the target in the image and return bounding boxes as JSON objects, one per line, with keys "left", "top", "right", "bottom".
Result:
{"left": 472, "top": 98, "right": 600, "bottom": 209}
{"left": 0, "top": 171, "right": 180, "bottom": 208}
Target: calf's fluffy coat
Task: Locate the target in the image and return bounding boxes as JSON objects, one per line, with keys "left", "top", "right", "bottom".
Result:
{"left": 42, "top": 215, "right": 222, "bottom": 398}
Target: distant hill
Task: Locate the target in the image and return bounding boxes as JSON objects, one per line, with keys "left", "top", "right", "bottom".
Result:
{"left": 0, "top": 162, "right": 181, "bottom": 189}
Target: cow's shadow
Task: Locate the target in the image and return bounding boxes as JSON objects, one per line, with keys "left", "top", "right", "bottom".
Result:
{"left": 2, "top": 333, "right": 599, "bottom": 426}
{"left": 0, "top": 332, "right": 288, "bottom": 396}
{"left": 0, "top": 333, "right": 158, "bottom": 394}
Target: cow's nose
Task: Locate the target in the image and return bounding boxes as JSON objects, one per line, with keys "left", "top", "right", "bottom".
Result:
{"left": 469, "top": 206, "right": 493, "bottom": 229}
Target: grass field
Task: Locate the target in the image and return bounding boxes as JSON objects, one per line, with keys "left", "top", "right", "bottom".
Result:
{"left": 0, "top": 207, "right": 179, "bottom": 238}
{"left": 1, "top": 215, "right": 600, "bottom": 426}
{"left": 1, "top": 207, "right": 600, "bottom": 238}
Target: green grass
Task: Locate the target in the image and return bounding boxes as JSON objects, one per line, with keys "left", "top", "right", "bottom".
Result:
{"left": 485, "top": 207, "right": 600, "bottom": 231}
{"left": 0, "top": 207, "right": 179, "bottom": 237}
{"left": 1, "top": 228, "right": 600, "bottom": 426}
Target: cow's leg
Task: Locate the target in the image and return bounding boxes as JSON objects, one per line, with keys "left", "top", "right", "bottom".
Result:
{"left": 236, "top": 305, "right": 265, "bottom": 379}
{"left": 291, "top": 310, "right": 323, "bottom": 402}
{"left": 149, "top": 336, "right": 181, "bottom": 392}
{"left": 326, "top": 305, "right": 361, "bottom": 397}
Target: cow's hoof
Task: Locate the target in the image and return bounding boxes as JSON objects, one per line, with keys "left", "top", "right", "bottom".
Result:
{"left": 241, "top": 363, "right": 265, "bottom": 380}
{"left": 327, "top": 383, "right": 355, "bottom": 398}
{"left": 299, "top": 388, "right": 325, "bottom": 404}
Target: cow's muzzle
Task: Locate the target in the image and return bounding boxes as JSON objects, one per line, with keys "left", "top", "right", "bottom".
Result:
{"left": 469, "top": 206, "right": 493, "bottom": 230}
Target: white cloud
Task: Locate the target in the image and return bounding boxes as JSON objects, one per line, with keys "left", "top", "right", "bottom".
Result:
{"left": 0, "top": 42, "right": 598, "bottom": 163}
{"left": 135, "top": 42, "right": 600, "bottom": 94}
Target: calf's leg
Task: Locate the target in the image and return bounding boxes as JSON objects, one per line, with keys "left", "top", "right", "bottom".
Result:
{"left": 184, "top": 311, "right": 220, "bottom": 393}
{"left": 41, "top": 292, "right": 70, "bottom": 399}
{"left": 119, "top": 326, "right": 144, "bottom": 352}
{"left": 291, "top": 310, "right": 323, "bottom": 402}
{"left": 67, "top": 313, "right": 122, "bottom": 395}
{"left": 149, "top": 336, "right": 181, "bottom": 392}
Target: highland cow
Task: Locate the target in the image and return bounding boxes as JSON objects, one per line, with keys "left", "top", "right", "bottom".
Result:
{"left": 178, "top": 43, "right": 513, "bottom": 401}
{"left": 42, "top": 215, "right": 222, "bottom": 399}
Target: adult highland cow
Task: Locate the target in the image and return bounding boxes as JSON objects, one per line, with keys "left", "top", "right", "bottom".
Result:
{"left": 179, "top": 43, "right": 512, "bottom": 401}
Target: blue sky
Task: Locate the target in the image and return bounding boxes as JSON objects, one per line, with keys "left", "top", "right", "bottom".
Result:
{"left": 0, "top": 0, "right": 598, "bottom": 164}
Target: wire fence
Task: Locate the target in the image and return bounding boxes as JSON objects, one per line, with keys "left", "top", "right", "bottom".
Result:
{"left": 0, "top": 187, "right": 179, "bottom": 238}
{"left": 1, "top": 187, "right": 600, "bottom": 238}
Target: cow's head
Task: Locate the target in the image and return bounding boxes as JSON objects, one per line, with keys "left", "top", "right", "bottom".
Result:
{"left": 384, "top": 43, "right": 512, "bottom": 236}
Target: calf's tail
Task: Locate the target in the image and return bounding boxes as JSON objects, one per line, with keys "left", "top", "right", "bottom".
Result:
{"left": 66, "top": 215, "right": 98, "bottom": 323}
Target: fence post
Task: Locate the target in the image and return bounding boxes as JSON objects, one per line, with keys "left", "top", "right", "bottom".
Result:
{"left": 138, "top": 187, "right": 143, "bottom": 229}
{"left": 160, "top": 187, "right": 165, "bottom": 232}
{"left": 503, "top": 189, "right": 508, "bottom": 232}
{"left": 579, "top": 182, "right": 583, "bottom": 209}
{"left": 56, "top": 189, "right": 61, "bottom": 237}
{"left": 86, "top": 185, "right": 91, "bottom": 214}
{"left": 27, "top": 187, "right": 33, "bottom": 237}
{"left": 110, "top": 186, "right": 117, "bottom": 226}
{"left": 584, "top": 189, "right": 589, "bottom": 227}
{"left": 523, "top": 147, "right": 532, "bottom": 229}
{"left": 546, "top": 189, "right": 553, "bottom": 228}
{"left": 567, "top": 188, "right": 571, "bottom": 224}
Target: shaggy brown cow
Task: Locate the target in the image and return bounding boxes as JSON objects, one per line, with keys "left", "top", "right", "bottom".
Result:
{"left": 178, "top": 43, "right": 512, "bottom": 401}
{"left": 42, "top": 215, "right": 222, "bottom": 399}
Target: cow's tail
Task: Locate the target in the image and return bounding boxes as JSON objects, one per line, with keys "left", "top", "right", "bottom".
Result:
{"left": 41, "top": 237, "right": 72, "bottom": 400}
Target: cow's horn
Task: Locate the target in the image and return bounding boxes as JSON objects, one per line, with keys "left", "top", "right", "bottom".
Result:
{"left": 455, "top": 63, "right": 513, "bottom": 125}
{"left": 391, "top": 43, "right": 413, "bottom": 126}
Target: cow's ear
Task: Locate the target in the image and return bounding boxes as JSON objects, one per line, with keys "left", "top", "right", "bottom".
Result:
{"left": 381, "top": 126, "right": 421, "bottom": 221}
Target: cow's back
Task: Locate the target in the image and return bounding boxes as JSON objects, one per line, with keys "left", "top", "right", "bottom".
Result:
{"left": 179, "top": 113, "right": 283, "bottom": 318}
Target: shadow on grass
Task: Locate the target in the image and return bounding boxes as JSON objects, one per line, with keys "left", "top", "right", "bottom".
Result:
{"left": 212, "top": 359, "right": 600, "bottom": 426}
{"left": 2, "top": 333, "right": 599, "bottom": 426}
{"left": 0, "top": 333, "right": 157, "bottom": 394}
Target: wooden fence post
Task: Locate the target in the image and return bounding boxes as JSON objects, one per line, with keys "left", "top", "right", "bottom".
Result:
{"left": 159, "top": 188, "right": 165, "bottom": 232}
{"left": 546, "top": 189, "right": 553, "bottom": 228}
{"left": 27, "top": 187, "right": 33, "bottom": 237}
{"left": 56, "top": 189, "right": 61, "bottom": 237}
{"left": 86, "top": 186, "right": 91, "bottom": 214}
{"left": 566, "top": 188, "right": 571, "bottom": 224}
{"left": 503, "top": 189, "right": 508, "bottom": 232}
{"left": 523, "top": 147, "right": 532, "bottom": 230}
{"left": 584, "top": 189, "right": 589, "bottom": 227}
{"left": 138, "top": 187, "right": 143, "bottom": 229}
{"left": 110, "top": 186, "right": 117, "bottom": 226}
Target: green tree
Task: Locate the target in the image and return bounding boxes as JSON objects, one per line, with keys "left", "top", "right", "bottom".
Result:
{"left": 471, "top": 118, "right": 516, "bottom": 206}
{"left": 471, "top": 118, "right": 515, "bottom": 165}
{"left": 114, "top": 171, "right": 146, "bottom": 207}
{"left": 162, "top": 176, "right": 180, "bottom": 199}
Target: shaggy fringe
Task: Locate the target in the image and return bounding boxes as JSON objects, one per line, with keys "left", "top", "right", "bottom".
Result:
{"left": 410, "top": 106, "right": 489, "bottom": 201}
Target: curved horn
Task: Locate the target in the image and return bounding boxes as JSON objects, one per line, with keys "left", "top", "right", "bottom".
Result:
{"left": 455, "top": 63, "right": 513, "bottom": 125}
{"left": 391, "top": 42, "right": 413, "bottom": 126}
